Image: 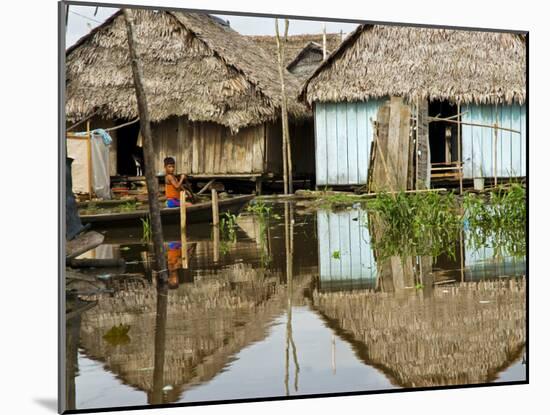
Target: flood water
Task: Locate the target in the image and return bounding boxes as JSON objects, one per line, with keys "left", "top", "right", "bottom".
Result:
{"left": 66, "top": 200, "right": 526, "bottom": 411}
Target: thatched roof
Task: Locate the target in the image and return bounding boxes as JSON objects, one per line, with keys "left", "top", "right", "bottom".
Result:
{"left": 301, "top": 25, "right": 526, "bottom": 106}
{"left": 66, "top": 10, "right": 308, "bottom": 132}
{"left": 249, "top": 33, "right": 342, "bottom": 68}
{"left": 313, "top": 278, "right": 526, "bottom": 387}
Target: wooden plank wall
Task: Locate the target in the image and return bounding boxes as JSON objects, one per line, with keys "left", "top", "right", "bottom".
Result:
{"left": 315, "top": 99, "right": 385, "bottom": 186}
{"left": 461, "top": 104, "right": 526, "bottom": 179}
{"left": 151, "top": 117, "right": 266, "bottom": 176}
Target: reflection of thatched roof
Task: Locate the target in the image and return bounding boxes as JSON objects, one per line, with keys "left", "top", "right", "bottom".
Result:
{"left": 66, "top": 10, "right": 308, "bottom": 132}
{"left": 79, "top": 265, "right": 289, "bottom": 402}
{"left": 313, "top": 278, "right": 526, "bottom": 387}
{"left": 301, "top": 25, "right": 526, "bottom": 105}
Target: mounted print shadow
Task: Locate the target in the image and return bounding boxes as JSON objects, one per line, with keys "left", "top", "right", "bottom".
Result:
{"left": 60, "top": 0, "right": 527, "bottom": 413}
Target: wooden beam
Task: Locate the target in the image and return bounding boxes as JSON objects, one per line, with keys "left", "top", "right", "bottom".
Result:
{"left": 123, "top": 8, "right": 168, "bottom": 283}
{"left": 196, "top": 178, "right": 216, "bottom": 195}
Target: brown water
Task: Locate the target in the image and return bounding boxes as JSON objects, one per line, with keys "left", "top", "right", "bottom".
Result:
{"left": 65, "top": 200, "right": 526, "bottom": 411}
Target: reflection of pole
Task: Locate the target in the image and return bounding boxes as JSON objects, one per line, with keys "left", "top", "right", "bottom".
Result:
{"left": 283, "top": 202, "right": 299, "bottom": 394}
{"left": 123, "top": 9, "right": 168, "bottom": 282}
{"left": 151, "top": 284, "right": 168, "bottom": 405}
{"left": 331, "top": 334, "right": 336, "bottom": 374}
{"left": 65, "top": 309, "right": 80, "bottom": 411}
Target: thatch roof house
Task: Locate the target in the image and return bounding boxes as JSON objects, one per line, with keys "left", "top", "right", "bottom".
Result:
{"left": 66, "top": 9, "right": 314, "bottom": 187}
{"left": 250, "top": 33, "right": 342, "bottom": 82}
{"left": 300, "top": 25, "right": 527, "bottom": 187}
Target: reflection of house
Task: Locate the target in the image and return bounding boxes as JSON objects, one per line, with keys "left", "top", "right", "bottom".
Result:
{"left": 316, "top": 208, "right": 377, "bottom": 291}
{"left": 313, "top": 278, "right": 526, "bottom": 387}
{"left": 315, "top": 207, "right": 526, "bottom": 290}
{"left": 300, "top": 25, "right": 526, "bottom": 186}
{"left": 79, "top": 265, "right": 285, "bottom": 404}
{"left": 66, "top": 10, "right": 312, "bottom": 187}
{"left": 77, "top": 264, "right": 313, "bottom": 405}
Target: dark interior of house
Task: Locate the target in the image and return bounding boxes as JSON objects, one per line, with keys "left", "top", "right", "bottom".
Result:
{"left": 428, "top": 100, "right": 460, "bottom": 164}
{"left": 115, "top": 120, "right": 142, "bottom": 176}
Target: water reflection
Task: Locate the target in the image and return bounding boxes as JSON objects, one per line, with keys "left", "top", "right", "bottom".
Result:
{"left": 69, "top": 201, "right": 526, "bottom": 410}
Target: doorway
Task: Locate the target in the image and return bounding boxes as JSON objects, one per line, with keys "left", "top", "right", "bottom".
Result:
{"left": 115, "top": 120, "right": 141, "bottom": 176}
{"left": 428, "top": 100, "right": 459, "bottom": 164}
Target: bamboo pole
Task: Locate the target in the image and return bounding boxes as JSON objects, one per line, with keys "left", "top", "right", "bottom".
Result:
{"left": 494, "top": 122, "right": 498, "bottom": 187}
{"left": 213, "top": 222, "right": 220, "bottom": 263}
{"left": 428, "top": 117, "right": 520, "bottom": 134}
{"left": 86, "top": 120, "right": 93, "bottom": 200}
{"left": 180, "top": 191, "right": 188, "bottom": 269}
{"left": 322, "top": 24, "right": 327, "bottom": 59}
{"left": 211, "top": 188, "right": 219, "bottom": 226}
{"left": 457, "top": 104, "right": 463, "bottom": 195}
{"left": 275, "top": 18, "right": 292, "bottom": 194}
{"left": 122, "top": 9, "right": 168, "bottom": 282}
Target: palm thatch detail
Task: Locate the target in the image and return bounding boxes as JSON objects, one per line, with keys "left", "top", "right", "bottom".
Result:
{"left": 66, "top": 10, "right": 308, "bottom": 132}
{"left": 301, "top": 25, "right": 526, "bottom": 106}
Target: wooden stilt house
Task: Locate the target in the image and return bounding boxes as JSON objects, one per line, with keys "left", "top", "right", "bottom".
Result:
{"left": 66, "top": 10, "right": 312, "bottom": 192}
{"left": 300, "top": 25, "right": 526, "bottom": 188}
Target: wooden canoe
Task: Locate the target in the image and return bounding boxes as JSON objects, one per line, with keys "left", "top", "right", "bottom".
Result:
{"left": 80, "top": 195, "right": 254, "bottom": 226}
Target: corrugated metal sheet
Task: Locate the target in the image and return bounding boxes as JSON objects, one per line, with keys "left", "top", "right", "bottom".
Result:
{"left": 315, "top": 100, "right": 385, "bottom": 186}
{"left": 316, "top": 208, "right": 377, "bottom": 289}
{"left": 462, "top": 104, "right": 526, "bottom": 178}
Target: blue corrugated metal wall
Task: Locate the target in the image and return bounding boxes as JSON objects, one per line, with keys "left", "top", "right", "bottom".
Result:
{"left": 462, "top": 104, "right": 526, "bottom": 178}
{"left": 317, "top": 208, "right": 377, "bottom": 286}
{"left": 315, "top": 100, "right": 385, "bottom": 186}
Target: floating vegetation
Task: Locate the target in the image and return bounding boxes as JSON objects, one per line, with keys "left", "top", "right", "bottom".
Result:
{"left": 141, "top": 216, "right": 152, "bottom": 243}
{"left": 332, "top": 250, "right": 341, "bottom": 260}
{"left": 246, "top": 201, "right": 278, "bottom": 267}
{"left": 464, "top": 183, "right": 526, "bottom": 258}
{"left": 119, "top": 200, "right": 138, "bottom": 212}
{"left": 364, "top": 185, "right": 526, "bottom": 261}
{"left": 220, "top": 212, "right": 238, "bottom": 242}
{"left": 367, "top": 191, "right": 462, "bottom": 260}
{"left": 103, "top": 324, "right": 131, "bottom": 346}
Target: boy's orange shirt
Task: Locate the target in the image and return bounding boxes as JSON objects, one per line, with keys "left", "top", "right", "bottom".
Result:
{"left": 165, "top": 174, "right": 180, "bottom": 199}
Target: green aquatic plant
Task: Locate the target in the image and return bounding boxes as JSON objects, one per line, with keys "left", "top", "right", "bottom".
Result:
{"left": 140, "top": 216, "right": 152, "bottom": 243}
{"left": 119, "top": 200, "right": 138, "bottom": 212}
{"left": 103, "top": 324, "right": 131, "bottom": 346}
{"left": 247, "top": 201, "right": 272, "bottom": 216}
{"left": 464, "top": 183, "right": 526, "bottom": 258}
{"left": 220, "top": 212, "right": 238, "bottom": 242}
{"left": 332, "top": 250, "right": 341, "bottom": 260}
{"left": 366, "top": 191, "right": 462, "bottom": 260}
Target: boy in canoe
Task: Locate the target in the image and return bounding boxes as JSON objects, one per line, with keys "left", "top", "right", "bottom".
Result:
{"left": 164, "top": 157, "right": 194, "bottom": 207}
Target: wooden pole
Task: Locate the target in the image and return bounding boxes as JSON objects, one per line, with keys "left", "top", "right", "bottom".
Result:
{"left": 86, "top": 120, "right": 93, "bottom": 199}
{"left": 494, "top": 122, "right": 498, "bottom": 187}
{"left": 122, "top": 9, "right": 168, "bottom": 282}
{"left": 457, "top": 104, "right": 463, "bottom": 195}
{"left": 180, "top": 191, "right": 188, "bottom": 269}
{"left": 213, "top": 222, "right": 220, "bottom": 263}
{"left": 322, "top": 24, "right": 327, "bottom": 59}
{"left": 275, "top": 18, "right": 292, "bottom": 194}
{"left": 211, "top": 188, "right": 219, "bottom": 226}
